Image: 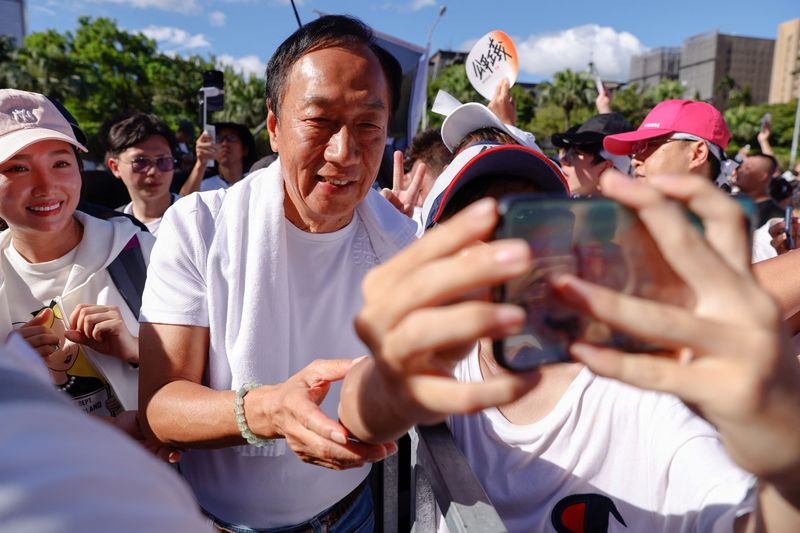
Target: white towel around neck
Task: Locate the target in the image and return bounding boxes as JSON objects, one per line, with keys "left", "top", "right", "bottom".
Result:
{"left": 204, "top": 159, "right": 417, "bottom": 456}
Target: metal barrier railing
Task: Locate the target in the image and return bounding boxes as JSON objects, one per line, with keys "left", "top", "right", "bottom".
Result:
{"left": 374, "top": 423, "right": 507, "bottom": 533}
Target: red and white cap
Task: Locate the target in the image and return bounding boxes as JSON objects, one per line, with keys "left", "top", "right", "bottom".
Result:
{"left": 603, "top": 99, "right": 730, "bottom": 156}
{"left": 420, "top": 142, "right": 569, "bottom": 230}
{"left": 0, "top": 89, "right": 88, "bottom": 165}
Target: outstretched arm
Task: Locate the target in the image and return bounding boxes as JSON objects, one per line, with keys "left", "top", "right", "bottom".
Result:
{"left": 339, "top": 198, "right": 538, "bottom": 443}
{"left": 139, "top": 323, "right": 395, "bottom": 469}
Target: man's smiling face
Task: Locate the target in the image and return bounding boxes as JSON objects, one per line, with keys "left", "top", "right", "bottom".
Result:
{"left": 268, "top": 44, "right": 391, "bottom": 233}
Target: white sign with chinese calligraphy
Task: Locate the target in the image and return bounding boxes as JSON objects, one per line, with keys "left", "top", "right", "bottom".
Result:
{"left": 466, "top": 30, "right": 519, "bottom": 100}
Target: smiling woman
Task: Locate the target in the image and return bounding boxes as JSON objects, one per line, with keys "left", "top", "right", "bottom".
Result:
{"left": 0, "top": 89, "right": 163, "bottom": 456}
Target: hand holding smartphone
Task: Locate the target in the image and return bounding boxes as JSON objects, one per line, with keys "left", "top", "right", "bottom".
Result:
{"left": 199, "top": 70, "right": 224, "bottom": 168}
{"left": 492, "top": 194, "right": 755, "bottom": 371}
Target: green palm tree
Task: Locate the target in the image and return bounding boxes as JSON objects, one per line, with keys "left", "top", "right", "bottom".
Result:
{"left": 216, "top": 67, "right": 266, "bottom": 129}
{"left": 643, "top": 79, "right": 685, "bottom": 106}
{"left": 537, "top": 69, "right": 595, "bottom": 130}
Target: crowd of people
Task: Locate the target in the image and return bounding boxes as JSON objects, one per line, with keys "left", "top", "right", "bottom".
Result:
{"left": 1, "top": 13, "right": 800, "bottom": 533}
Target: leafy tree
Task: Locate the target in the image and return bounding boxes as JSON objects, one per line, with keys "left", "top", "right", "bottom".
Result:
{"left": 724, "top": 99, "right": 797, "bottom": 168}
{"left": 6, "top": 30, "right": 77, "bottom": 102}
{"left": 148, "top": 53, "right": 214, "bottom": 131}
{"left": 537, "top": 69, "right": 595, "bottom": 130}
{"left": 215, "top": 67, "right": 266, "bottom": 129}
{"left": 643, "top": 78, "right": 685, "bottom": 106}
{"left": 612, "top": 83, "right": 646, "bottom": 126}
{"left": 714, "top": 75, "right": 736, "bottom": 107}
{"left": 424, "top": 63, "right": 537, "bottom": 134}
{"left": 0, "top": 17, "right": 267, "bottom": 162}
{"left": 425, "top": 63, "right": 482, "bottom": 129}
{"left": 67, "top": 17, "right": 159, "bottom": 138}
{"left": 728, "top": 85, "right": 752, "bottom": 110}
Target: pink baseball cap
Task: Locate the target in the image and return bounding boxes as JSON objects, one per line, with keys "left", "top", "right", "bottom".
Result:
{"left": 603, "top": 100, "right": 730, "bottom": 156}
{"left": 0, "top": 89, "right": 88, "bottom": 165}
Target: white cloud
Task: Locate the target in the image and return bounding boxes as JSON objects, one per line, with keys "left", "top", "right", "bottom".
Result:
{"left": 217, "top": 54, "right": 266, "bottom": 78}
{"left": 96, "top": 0, "right": 199, "bottom": 14}
{"left": 209, "top": 11, "right": 226, "bottom": 26}
{"left": 139, "top": 25, "right": 210, "bottom": 51}
{"left": 409, "top": 0, "right": 435, "bottom": 10}
{"left": 511, "top": 24, "right": 646, "bottom": 81}
{"left": 30, "top": 4, "right": 57, "bottom": 15}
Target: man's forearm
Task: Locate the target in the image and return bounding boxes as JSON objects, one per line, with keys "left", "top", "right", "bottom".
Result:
{"left": 753, "top": 250, "right": 800, "bottom": 318}
{"left": 144, "top": 380, "right": 245, "bottom": 448}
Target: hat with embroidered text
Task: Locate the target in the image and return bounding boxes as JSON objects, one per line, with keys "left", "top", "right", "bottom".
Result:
{"left": 0, "top": 89, "right": 88, "bottom": 165}
{"left": 420, "top": 142, "right": 568, "bottom": 230}
{"left": 603, "top": 100, "right": 730, "bottom": 156}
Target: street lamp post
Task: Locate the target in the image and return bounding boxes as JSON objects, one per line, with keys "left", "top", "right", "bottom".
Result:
{"left": 420, "top": 4, "right": 447, "bottom": 131}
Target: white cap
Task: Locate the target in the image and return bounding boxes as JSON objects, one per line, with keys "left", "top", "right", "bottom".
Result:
{"left": 440, "top": 102, "right": 541, "bottom": 153}
{"left": 0, "top": 89, "right": 88, "bottom": 164}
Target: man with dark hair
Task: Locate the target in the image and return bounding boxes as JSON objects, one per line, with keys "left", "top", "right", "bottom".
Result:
{"left": 733, "top": 153, "right": 784, "bottom": 226}
{"left": 139, "top": 15, "right": 412, "bottom": 531}
{"left": 403, "top": 128, "right": 452, "bottom": 225}
{"left": 603, "top": 100, "right": 727, "bottom": 183}
{"left": 105, "top": 113, "right": 178, "bottom": 235}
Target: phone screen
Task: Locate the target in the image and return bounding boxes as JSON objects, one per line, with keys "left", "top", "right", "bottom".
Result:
{"left": 492, "top": 195, "right": 700, "bottom": 371}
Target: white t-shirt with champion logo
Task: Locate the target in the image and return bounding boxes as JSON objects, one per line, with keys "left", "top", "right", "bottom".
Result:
{"left": 444, "top": 350, "right": 754, "bottom": 533}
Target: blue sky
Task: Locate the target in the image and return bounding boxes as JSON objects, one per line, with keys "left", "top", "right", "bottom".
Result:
{"left": 25, "top": 0, "right": 799, "bottom": 83}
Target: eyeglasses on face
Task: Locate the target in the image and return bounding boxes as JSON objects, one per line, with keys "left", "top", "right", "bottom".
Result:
{"left": 217, "top": 134, "right": 241, "bottom": 144}
{"left": 121, "top": 156, "right": 177, "bottom": 173}
{"left": 630, "top": 137, "right": 689, "bottom": 158}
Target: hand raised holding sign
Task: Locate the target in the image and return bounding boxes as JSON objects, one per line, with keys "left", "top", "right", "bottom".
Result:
{"left": 466, "top": 30, "right": 519, "bottom": 100}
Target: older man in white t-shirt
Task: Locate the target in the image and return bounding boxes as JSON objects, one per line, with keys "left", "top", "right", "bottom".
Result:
{"left": 138, "top": 15, "right": 417, "bottom": 532}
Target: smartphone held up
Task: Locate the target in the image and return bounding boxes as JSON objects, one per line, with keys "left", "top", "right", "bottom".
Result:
{"left": 199, "top": 70, "right": 224, "bottom": 167}
{"left": 491, "top": 194, "right": 755, "bottom": 372}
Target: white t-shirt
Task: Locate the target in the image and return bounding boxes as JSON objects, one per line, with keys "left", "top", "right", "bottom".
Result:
{"left": 445, "top": 350, "right": 754, "bottom": 533}
{"left": 119, "top": 192, "right": 180, "bottom": 237}
{"left": 0, "top": 213, "right": 151, "bottom": 412}
{"left": 142, "top": 200, "right": 379, "bottom": 527}
{"left": 752, "top": 217, "right": 781, "bottom": 263}
{"left": 200, "top": 174, "right": 232, "bottom": 192}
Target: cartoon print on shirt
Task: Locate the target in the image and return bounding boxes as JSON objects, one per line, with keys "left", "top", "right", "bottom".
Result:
{"left": 551, "top": 494, "right": 627, "bottom": 532}
{"left": 17, "top": 301, "right": 121, "bottom": 417}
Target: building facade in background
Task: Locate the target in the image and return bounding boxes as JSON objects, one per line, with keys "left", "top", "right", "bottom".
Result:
{"left": 428, "top": 50, "right": 468, "bottom": 81}
{"left": 769, "top": 18, "right": 800, "bottom": 104}
{"left": 628, "top": 47, "right": 681, "bottom": 89}
{"left": 0, "top": 0, "right": 26, "bottom": 46}
{"left": 679, "top": 31, "right": 774, "bottom": 109}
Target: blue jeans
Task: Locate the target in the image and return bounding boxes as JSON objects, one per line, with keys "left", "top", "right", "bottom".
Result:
{"left": 207, "top": 484, "right": 374, "bottom": 533}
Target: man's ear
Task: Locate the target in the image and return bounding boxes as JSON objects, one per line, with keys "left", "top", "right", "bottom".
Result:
{"left": 687, "top": 140, "right": 709, "bottom": 173}
{"left": 266, "top": 99, "right": 279, "bottom": 153}
{"left": 107, "top": 158, "right": 122, "bottom": 179}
